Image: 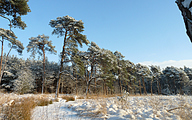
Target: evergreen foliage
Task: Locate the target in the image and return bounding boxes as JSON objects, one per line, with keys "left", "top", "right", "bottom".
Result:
{"left": 13, "top": 67, "right": 35, "bottom": 94}
{"left": 27, "top": 34, "right": 57, "bottom": 93}
{"left": 49, "top": 15, "right": 89, "bottom": 98}
{"left": 0, "top": 0, "right": 31, "bottom": 29}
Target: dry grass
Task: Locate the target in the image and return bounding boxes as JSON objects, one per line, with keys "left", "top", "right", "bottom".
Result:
{"left": 0, "top": 94, "right": 54, "bottom": 120}
{"left": 36, "top": 98, "right": 53, "bottom": 106}
{"left": 174, "top": 96, "right": 192, "bottom": 120}
{"left": 85, "top": 94, "right": 123, "bottom": 99}
{"left": 61, "top": 95, "right": 75, "bottom": 102}
{"left": 1, "top": 97, "right": 36, "bottom": 120}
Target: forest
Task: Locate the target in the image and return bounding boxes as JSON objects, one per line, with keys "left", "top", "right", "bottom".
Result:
{"left": 0, "top": 0, "right": 192, "bottom": 97}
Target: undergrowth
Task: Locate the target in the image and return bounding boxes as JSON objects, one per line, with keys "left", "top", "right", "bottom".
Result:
{"left": 0, "top": 95, "right": 54, "bottom": 120}
{"left": 2, "top": 97, "right": 36, "bottom": 120}
{"left": 61, "top": 96, "right": 75, "bottom": 102}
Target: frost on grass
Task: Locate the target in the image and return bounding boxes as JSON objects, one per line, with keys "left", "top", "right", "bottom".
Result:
{"left": 68, "top": 95, "right": 192, "bottom": 120}
{"left": 1, "top": 93, "right": 192, "bottom": 120}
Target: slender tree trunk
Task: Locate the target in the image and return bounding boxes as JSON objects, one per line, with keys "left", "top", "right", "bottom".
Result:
{"left": 159, "top": 81, "right": 161, "bottom": 94}
{"left": 42, "top": 46, "right": 45, "bottom": 94}
{"left": 86, "top": 70, "right": 90, "bottom": 96}
{"left": 157, "top": 80, "right": 160, "bottom": 95}
{"left": 0, "top": 39, "right": 3, "bottom": 84}
{"left": 76, "top": 73, "right": 77, "bottom": 95}
{"left": 103, "top": 80, "right": 105, "bottom": 95}
{"left": 133, "top": 80, "right": 136, "bottom": 95}
{"left": 173, "top": 79, "right": 176, "bottom": 94}
{"left": 106, "top": 85, "right": 108, "bottom": 95}
{"left": 118, "top": 70, "right": 122, "bottom": 95}
{"left": 129, "top": 80, "right": 132, "bottom": 94}
{"left": 61, "top": 82, "right": 64, "bottom": 94}
{"left": 151, "top": 78, "right": 153, "bottom": 96}
{"left": 142, "top": 77, "right": 147, "bottom": 95}
{"left": 94, "top": 67, "right": 96, "bottom": 94}
{"left": 56, "top": 30, "right": 68, "bottom": 98}
{"left": 139, "top": 79, "right": 142, "bottom": 95}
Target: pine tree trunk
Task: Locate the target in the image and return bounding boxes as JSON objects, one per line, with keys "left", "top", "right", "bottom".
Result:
{"left": 76, "top": 73, "right": 78, "bottom": 95}
{"left": 42, "top": 46, "right": 45, "bottom": 94}
{"left": 118, "top": 70, "right": 122, "bottom": 94}
{"left": 86, "top": 70, "right": 90, "bottom": 96}
{"left": 103, "top": 80, "right": 105, "bottom": 95}
{"left": 56, "top": 30, "right": 68, "bottom": 98}
{"left": 157, "top": 80, "right": 160, "bottom": 95}
{"left": 61, "top": 82, "right": 63, "bottom": 94}
{"left": 129, "top": 80, "right": 132, "bottom": 94}
{"left": 94, "top": 65, "right": 97, "bottom": 94}
{"left": 151, "top": 78, "right": 153, "bottom": 96}
{"left": 142, "top": 77, "right": 147, "bottom": 95}
{"left": 173, "top": 79, "right": 176, "bottom": 94}
{"left": 0, "top": 39, "right": 3, "bottom": 84}
{"left": 159, "top": 81, "right": 161, "bottom": 94}
{"left": 139, "top": 79, "right": 142, "bottom": 95}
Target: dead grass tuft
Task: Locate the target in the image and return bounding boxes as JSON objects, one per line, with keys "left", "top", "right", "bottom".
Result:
{"left": 86, "top": 94, "right": 122, "bottom": 99}
{"left": 61, "top": 96, "right": 75, "bottom": 102}
{"left": 36, "top": 98, "right": 53, "bottom": 106}
{"left": 2, "top": 97, "right": 36, "bottom": 120}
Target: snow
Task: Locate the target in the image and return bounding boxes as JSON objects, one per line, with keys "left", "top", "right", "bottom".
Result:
{"left": 0, "top": 93, "right": 192, "bottom": 120}
{"left": 32, "top": 95, "right": 192, "bottom": 120}
{"left": 32, "top": 100, "right": 90, "bottom": 120}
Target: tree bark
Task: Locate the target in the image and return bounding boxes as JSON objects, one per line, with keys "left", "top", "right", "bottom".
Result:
{"left": 142, "top": 77, "right": 147, "bottom": 95}
{"left": 129, "top": 80, "right": 132, "bottom": 94}
{"left": 0, "top": 39, "right": 3, "bottom": 84}
{"left": 76, "top": 73, "right": 77, "bottom": 95}
{"left": 176, "top": 0, "right": 192, "bottom": 42}
{"left": 55, "top": 30, "right": 68, "bottom": 98}
{"left": 94, "top": 66, "right": 96, "bottom": 94}
{"left": 151, "top": 77, "right": 153, "bottom": 96}
{"left": 118, "top": 70, "right": 122, "bottom": 95}
{"left": 159, "top": 81, "right": 161, "bottom": 94}
{"left": 157, "top": 80, "right": 160, "bottom": 95}
{"left": 42, "top": 45, "right": 45, "bottom": 94}
{"left": 139, "top": 79, "right": 142, "bottom": 95}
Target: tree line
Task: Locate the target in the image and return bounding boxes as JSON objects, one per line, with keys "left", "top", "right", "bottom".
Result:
{"left": 0, "top": 1, "right": 192, "bottom": 97}
{"left": 0, "top": 47, "right": 192, "bottom": 96}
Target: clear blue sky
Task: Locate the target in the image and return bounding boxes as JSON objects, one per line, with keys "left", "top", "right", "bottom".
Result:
{"left": 1, "top": 0, "right": 192, "bottom": 67}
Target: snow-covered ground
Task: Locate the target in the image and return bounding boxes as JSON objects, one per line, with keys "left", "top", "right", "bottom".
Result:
{"left": 1, "top": 93, "right": 192, "bottom": 120}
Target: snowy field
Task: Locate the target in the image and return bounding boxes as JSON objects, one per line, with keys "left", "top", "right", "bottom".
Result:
{"left": 0, "top": 93, "right": 192, "bottom": 120}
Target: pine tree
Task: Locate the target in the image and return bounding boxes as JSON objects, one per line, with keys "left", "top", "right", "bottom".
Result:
{"left": 150, "top": 65, "right": 161, "bottom": 95}
{"left": 49, "top": 15, "right": 89, "bottom": 98}
{"left": 27, "top": 34, "right": 57, "bottom": 94}
{"left": 162, "top": 66, "right": 189, "bottom": 95}
{"left": 0, "top": 28, "right": 24, "bottom": 84}
{"left": 99, "top": 49, "right": 116, "bottom": 95}
{"left": 0, "top": 0, "right": 30, "bottom": 84}
{"left": 0, "top": 0, "right": 31, "bottom": 29}
{"left": 136, "top": 64, "right": 151, "bottom": 95}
